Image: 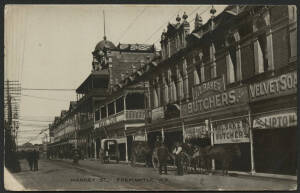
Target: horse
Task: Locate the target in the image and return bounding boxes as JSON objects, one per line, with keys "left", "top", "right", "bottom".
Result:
{"left": 192, "top": 146, "right": 211, "bottom": 174}
{"left": 194, "top": 144, "right": 241, "bottom": 175}
{"left": 156, "top": 144, "right": 170, "bottom": 174}
{"left": 131, "top": 141, "right": 152, "bottom": 167}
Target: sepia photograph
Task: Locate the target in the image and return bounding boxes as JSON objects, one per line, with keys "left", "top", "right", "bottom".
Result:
{"left": 3, "top": 4, "right": 298, "bottom": 191}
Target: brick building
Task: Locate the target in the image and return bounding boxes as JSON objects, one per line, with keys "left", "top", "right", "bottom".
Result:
{"left": 124, "top": 5, "right": 297, "bottom": 175}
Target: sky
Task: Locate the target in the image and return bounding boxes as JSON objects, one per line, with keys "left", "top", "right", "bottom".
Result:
{"left": 4, "top": 4, "right": 226, "bottom": 145}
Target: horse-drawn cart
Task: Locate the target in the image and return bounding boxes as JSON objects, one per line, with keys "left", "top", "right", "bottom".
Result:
{"left": 99, "top": 139, "right": 120, "bottom": 164}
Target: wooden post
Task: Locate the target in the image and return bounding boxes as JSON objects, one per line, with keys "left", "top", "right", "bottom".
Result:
{"left": 182, "top": 121, "right": 185, "bottom": 143}
{"left": 125, "top": 125, "right": 128, "bottom": 162}
{"left": 249, "top": 110, "right": 256, "bottom": 174}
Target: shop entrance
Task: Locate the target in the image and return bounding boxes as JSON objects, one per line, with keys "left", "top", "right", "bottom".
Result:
{"left": 214, "top": 143, "right": 251, "bottom": 172}
{"left": 127, "top": 135, "right": 133, "bottom": 161}
{"left": 253, "top": 127, "right": 296, "bottom": 175}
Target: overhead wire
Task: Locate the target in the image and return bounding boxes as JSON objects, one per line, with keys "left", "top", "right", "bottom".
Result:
{"left": 116, "top": 7, "right": 147, "bottom": 43}
{"left": 22, "top": 94, "right": 71, "bottom": 102}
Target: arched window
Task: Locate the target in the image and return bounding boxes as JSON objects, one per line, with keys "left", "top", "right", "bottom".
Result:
{"left": 253, "top": 16, "right": 271, "bottom": 74}
{"left": 182, "top": 58, "right": 189, "bottom": 99}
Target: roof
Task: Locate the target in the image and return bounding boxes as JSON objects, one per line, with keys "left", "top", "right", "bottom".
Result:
{"left": 94, "top": 39, "right": 116, "bottom": 53}
{"left": 76, "top": 69, "right": 109, "bottom": 93}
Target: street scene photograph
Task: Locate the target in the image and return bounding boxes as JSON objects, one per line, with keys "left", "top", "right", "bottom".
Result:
{"left": 3, "top": 4, "right": 298, "bottom": 191}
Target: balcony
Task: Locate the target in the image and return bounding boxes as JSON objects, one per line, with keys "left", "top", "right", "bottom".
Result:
{"left": 95, "top": 109, "right": 146, "bottom": 128}
{"left": 126, "top": 110, "right": 145, "bottom": 120}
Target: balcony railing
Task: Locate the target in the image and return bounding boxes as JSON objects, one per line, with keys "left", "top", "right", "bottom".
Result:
{"left": 125, "top": 110, "right": 145, "bottom": 120}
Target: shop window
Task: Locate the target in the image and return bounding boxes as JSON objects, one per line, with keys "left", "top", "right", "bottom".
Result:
{"left": 100, "top": 106, "right": 107, "bottom": 119}
{"left": 116, "top": 97, "right": 124, "bottom": 113}
{"left": 95, "top": 109, "right": 100, "bottom": 121}
{"left": 126, "top": 93, "right": 145, "bottom": 110}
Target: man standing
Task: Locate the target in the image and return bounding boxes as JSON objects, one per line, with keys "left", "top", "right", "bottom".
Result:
{"left": 26, "top": 150, "right": 33, "bottom": 171}
{"left": 157, "top": 143, "right": 169, "bottom": 175}
{"left": 173, "top": 142, "right": 183, "bottom": 176}
{"left": 33, "top": 149, "right": 39, "bottom": 171}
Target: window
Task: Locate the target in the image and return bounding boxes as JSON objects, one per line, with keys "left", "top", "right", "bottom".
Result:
{"left": 107, "top": 102, "right": 115, "bottom": 116}
{"left": 152, "top": 86, "right": 159, "bottom": 108}
{"left": 100, "top": 106, "right": 107, "bottom": 119}
{"left": 126, "top": 93, "right": 145, "bottom": 110}
{"left": 95, "top": 109, "right": 100, "bottom": 121}
{"left": 177, "top": 71, "right": 184, "bottom": 100}
{"left": 116, "top": 97, "right": 124, "bottom": 113}
{"left": 182, "top": 59, "right": 189, "bottom": 99}
{"left": 253, "top": 17, "right": 271, "bottom": 74}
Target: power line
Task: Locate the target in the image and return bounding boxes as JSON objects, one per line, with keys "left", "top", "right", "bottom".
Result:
{"left": 144, "top": 9, "right": 182, "bottom": 44}
{"left": 116, "top": 7, "right": 147, "bottom": 43}
{"left": 22, "top": 88, "right": 76, "bottom": 91}
{"left": 152, "top": 7, "right": 210, "bottom": 45}
{"left": 22, "top": 94, "right": 70, "bottom": 102}
{"left": 18, "top": 118, "right": 53, "bottom": 123}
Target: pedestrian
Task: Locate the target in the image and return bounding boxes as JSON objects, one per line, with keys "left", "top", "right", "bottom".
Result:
{"left": 157, "top": 143, "right": 169, "bottom": 175}
{"left": 33, "top": 149, "right": 39, "bottom": 171}
{"left": 26, "top": 150, "right": 33, "bottom": 171}
{"left": 173, "top": 142, "right": 183, "bottom": 176}
{"left": 154, "top": 136, "right": 162, "bottom": 148}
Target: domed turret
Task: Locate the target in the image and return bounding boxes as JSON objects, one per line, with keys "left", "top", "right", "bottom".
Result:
{"left": 94, "top": 36, "right": 116, "bottom": 54}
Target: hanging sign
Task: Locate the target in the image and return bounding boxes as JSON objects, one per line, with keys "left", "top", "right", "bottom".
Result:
{"left": 181, "top": 86, "right": 248, "bottom": 118}
{"left": 249, "top": 71, "right": 297, "bottom": 101}
{"left": 185, "top": 124, "right": 208, "bottom": 139}
{"left": 253, "top": 110, "right": 297, "bottom": 129}
{"left": 212, "top": 117, "right": 250, "bottom": 144}
{"left": 192, "top": 76, "right": 225, "bottom": 99}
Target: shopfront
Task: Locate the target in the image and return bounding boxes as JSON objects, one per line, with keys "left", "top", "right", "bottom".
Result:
{"left": 252, "top": 108, "right": 297, "bottom": 175}
{"left": 249, "top": 70, "right": 297, "bottom": 175}
{"left": 211, "top": 115, "right": 251, "bottom": 172}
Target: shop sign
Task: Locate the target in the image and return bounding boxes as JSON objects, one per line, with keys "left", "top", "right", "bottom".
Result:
{"left": 253, "top": 111, "right": 297, "bottom": 129}
{"left": 134, "top": 135, "right": 146, "bottom": 141}
{"left": 181, "top": 86, "right": 248, "bottom": 118}
{"left": 212, "top": 117, "right": 250, "bottom": 144}
{"left": 97, "top": 113, "right": 125, "bottom": 128}
{"left": 152, "top": 106, "right": 164, "bottom": 121}
{"left": 185, "top": 124, "right": 208, "bottom": 139}
{"left": 118, "top": 44, "right": 154, "bottom": 52}
{"left": 192, "top": 76, "right": 225, "bottom": 99}
{"left": 249, "top": 71, "right": 297, "bottom": 102}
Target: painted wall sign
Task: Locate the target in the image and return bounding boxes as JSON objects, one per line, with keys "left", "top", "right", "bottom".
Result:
{"left": 185, "top": 124, "right": 208, "bottom": 139}
{"left": 249, "top": 71, "right": 297, "bottom": 101}
{"left": 192, "top": 76, "right": 225, "bottom": 99}
{"left": 212, "top": 117, "right": 250, "bottom": 144}
{"left": 152, "top": 106, "right": 165, "bottom": 121}
{"left": 181, "top": 86, "right": 248, "bottom": 118}
{"left": 253, "top": 110, "right": 297, "bottom": 129}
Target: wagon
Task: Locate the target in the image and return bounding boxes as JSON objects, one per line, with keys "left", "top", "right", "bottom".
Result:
{"left": 99, "top": 139, "right": 120, "bottom": 164}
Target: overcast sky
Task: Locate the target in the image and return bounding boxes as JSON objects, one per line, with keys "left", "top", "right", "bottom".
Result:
{"left": 4, "top": 4, "right": 226, "bottom": 145}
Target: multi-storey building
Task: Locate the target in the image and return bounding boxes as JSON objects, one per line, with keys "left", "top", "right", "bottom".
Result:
{"left": 123, "top": 5, "right": 297, "bottom": 176}
{"left": 48, "top": 35, "right": 156, "bottom": 159}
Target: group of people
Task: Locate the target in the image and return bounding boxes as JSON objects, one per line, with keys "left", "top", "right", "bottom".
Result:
{"left": 26, "top": 149, "right": 39, "bottom": 171}
{"left": 155, "top": 136, "right": 184, "bottom": 176}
